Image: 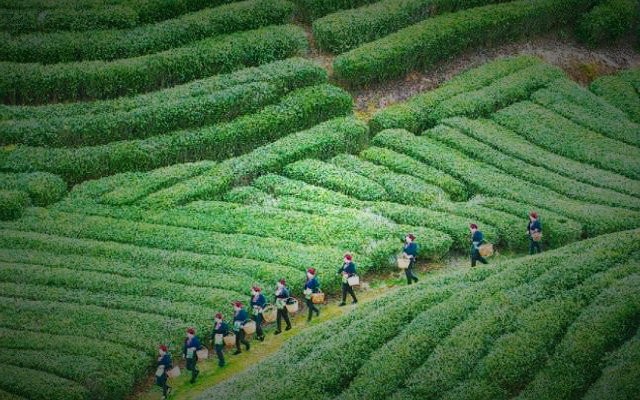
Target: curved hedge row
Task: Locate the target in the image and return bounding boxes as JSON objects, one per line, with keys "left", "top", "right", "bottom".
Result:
{"left": 0, "top": 190, "right": 29, "bottom": 221}
{"left": 0, "top": 84, "right": 352, "bottom": 183}
{"left": 199, "top": 229, "right": 640, "bottom": 400}
{"left": 313, "top": 0, "right": 504, "bottom": 53}
{"left": 253, "top": 174, "right": 363, "bottom": 208}
{"left": 372, "top": 128, "right": 640, "bottom": 235}
{"left": 493, "top": 101, "right": 640, "bottom": 180}
{"left": 369, "top": 55, "right": 542, "bottom": 134}
{"left": 0, "top": 0, "right": 294, "bottom": 64}
{"left": 333, "top": 0, "right": 593, "bottom": 85}
{"left": 293, "top": 0, "right": 379, "bottom": 21}
{"left": 0, "top": 0, "right": 238, "bottom": 34}
{"left": 0, "top": 57, "right": 326, "bottom": 121}
{"left": 575, "top": 0, "right": 639, "bottom": 47}
{"left": 590, "top": 72, "right": 640, "bottom": 123}
{"left": 0, "top": 24, "right": 308, "bottom": 105}
{"left": 0, "top": 172, "right": 66, "bottom": 206}
{"left": 139, "top": 117, "right": 368, "bottom": 208}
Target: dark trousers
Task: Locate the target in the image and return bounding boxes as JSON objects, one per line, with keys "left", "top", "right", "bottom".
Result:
{"left": 529, "top": 237, "right": 542, "bottom": 254}
{"left": 341, "top": 283, "right": 357, "bottom": 303}
{"left": 156, "top": 373, "right": 170, "bottom": 396}
{"left": 235, "top": 329, "right": 249, "bottom": 351}
{"left": 471, "top": 248, "right": 488, "bottom": 267}
{"left": 305, "top": 298, "right": 319, "bottom": 321}
{"left": 214, "top": 344, "right": 225, "bottom": 367}
{"left": 276, "top": 307, "right": 291, "bottom": 331}
{"left": 253, "top": 314, "right": 264, "bottom": 338}
{"left": 185, "top": 356, "right": 198, "bottom": 382}
{"left": 405, "top": 259, "right": 418, "bottom": 284}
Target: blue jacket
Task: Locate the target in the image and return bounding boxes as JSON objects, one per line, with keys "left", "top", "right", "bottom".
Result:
{"left": 403, "top": 242, "right": 418, "bottom": 258}
{"left": 183, "top": 336, "right": 201, "bottom": 357}
{"left": 528, "top": 219, "right": 542, "bottom": 233}
{"left": 250, "top": 293, "right": 267, "bottom": 309}
{"left": 212, "top": 321, "right": 229, "bottom": 337}
{"left": 338, "top": 262, "right": 356, "bottom": 277}
{"left": 234, "top": 309, "right": 249, "bottom": 324}
{"left": 275, "top": 286, "right": 290, "bottom": 300}
{"left": 305, "top": 276, "right": 320, "bottom": 293}
{"left": 471, "top": 231, "right": 484, "bottom": 247}
{"left": 158, "top": 353, "right": 172, "bottom": 369}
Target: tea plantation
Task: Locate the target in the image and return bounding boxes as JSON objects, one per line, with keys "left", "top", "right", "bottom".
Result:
{"left": 0, "top": 0, "right": 639, "bottom": 398}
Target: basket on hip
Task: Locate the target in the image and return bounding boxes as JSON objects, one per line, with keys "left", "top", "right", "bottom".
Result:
{"left": 478, "top": 243, "right": 494, "bottom": 257}
{"left": 167, "top": 366, "right": 181, "bottom": 378}
{"left": 311, "top": 292, "right": 325, "bottom": 304}
{"left": 223, "top": 333, "right": 236, "bottom": 347}
{"left": 347, "top": 275, "right": 360, "bottom": 287}
{"left": 285, "top": 298, "right": 299, "bottom": 314}
{"left": 531, "top": 231, "right": 543, "bottom": 242}
{"left": 262, "top": 304, "right": 277, "bottom": 323}
{"left": 243, "top": 320, "right": 256, "bottom": 335}
{"left": 397, "top": 255, "right": 410, "bottom": 269}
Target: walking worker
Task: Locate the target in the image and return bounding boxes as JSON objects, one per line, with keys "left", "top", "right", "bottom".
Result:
{"left": 274, "top": 278, "right": 292, "bottom": 335}
{"left": 303, "top": 268, "right": 320, "bottom": 322}
{"left": 527, "top": 211, "right": 543, "bottom": 254}
{"left": 183, "top": 327, "right": 202, "bottom": 384}
{"left": 338, "top": 253, "right": 358, "bottom": 306}
{"left": 211, "top": 313, "right": 229, "bottom": 367}
{"left": 470, "top": 223, "right": 488, "bottom": 267}
{"left": 232, "top": 301, "right": 250, "bottom": 355}
{"left": 403, "top": 233, "right": 419, "bottom": 284}
{"left": 249, "top": 286, "right": 266, "bottom": 342}
{"left": 155, "top": 345, "right": 172, "bottom": 399}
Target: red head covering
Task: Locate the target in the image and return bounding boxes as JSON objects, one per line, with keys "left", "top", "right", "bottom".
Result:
{"left": 344, "top": 253, "right": 353, "bottom": 261}
{"left": 186, "top": 328, "right": 195, "bottom": 335}
{"left": 215, "top": 313, "right": 223, "bottom": 319}
{"left": 252, "top": 286, "right": 261, "bottom": 292}
{"left": 407, "top": 233, "right": 416, "bottom": 240}
{"left": 530, "top": 211, "right": 538, "bottom": 219}
{"left": 307, "top": 268, "right": 316, "bottom": 275}
{"left": 159, "top": 344, "right": 168, "bottom": 352}
{"left": 470, "top": 223, "right": 478, "bottom": 229}
{"left": 232, "top": 301, "right": 242, "bottom": 308}
{"left": 279, "top": 278, "right": 286, "bottom": 285}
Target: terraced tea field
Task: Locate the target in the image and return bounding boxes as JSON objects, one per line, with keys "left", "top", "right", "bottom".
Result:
{"left": 0, "top": 0, "right": 639, "bottom": 398}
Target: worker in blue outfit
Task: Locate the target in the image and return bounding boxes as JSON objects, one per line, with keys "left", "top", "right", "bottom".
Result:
{"left": 232, "top": 301, "right": 250, "bottom": 355}
{"left": 470, "top": 223, "right": 488, "bottom": 267}
{"left": 249, "top": 286, "right": 266, "bottom": 342}
{"left": 155, "top": 345, "right": 172, "bottom": 399}
{"left": 402, "top": 233, "right": 419, "bottom": 284}
{"left": 183, "top": 327, "right": 202, "bottom": 383}
{"left": 338, "top": 253, "right": 358, "bottom": 306}
{"left": 274, "top": 278, "right": 292, "bottom": 335}
{"left": 211, "top": 312, "right": 229, "bottom": 367}
{"left": 527, "top": 211, "right": 543, "bottom": 254}
{"left": 303, "top": 268, "right": 321, "bottom": 321}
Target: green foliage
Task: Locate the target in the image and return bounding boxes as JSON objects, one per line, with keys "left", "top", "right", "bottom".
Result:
{"left": 333, "top": 0, "right": 593, "bottom": 85}
{"left": 590, "top": 72, "right": 640, "bottom": 123}
{"left": 0, "top": 58, "right": 327, "bottom": 121}
{"left": 293, "top": 0, "right": 379, "bottom": 21}
{"left": 359, "top": 146, "right": 468, "bottom": 201}
{"left": 0, "top": 84, "right": 352, "bottom": 183}
{"left": 253, "top": 174, "right": 363, "bottom": 208}
{"left": 531, "top": 78, "right": 640, "bottom": 147}
{"left": 0, "top": 24, "right": 308, "bottom": 104}
{"left": 371, "top": 128, "right": 640, "bottom": 235}
{"left": 0, "top": 172, "right": 66, "bottom": 206}
{"left": 0, "top": 0, "right": 294, "bottom": 63}
{"left": 493, "top": 101, "right": 640, "bottom": 180}
{"left": 0, "top": 364, "right": 88, "bottom": 400}
{"left": 576, "top": 0, "right": 639, "bottom": 47}
{"left": 201, "top": 230, "right": 640, "bottom": 400}
{"left": 313, "top": 0, "right": 505, "bottom": 53}
{"left": 0, "top": 190, "right": 29, "bottom": 221}
{"left": 435, "top": 118, "right": 640, "bottom": 210}
{"left": 369, "top": 55, "right": 542, "bottom": 134}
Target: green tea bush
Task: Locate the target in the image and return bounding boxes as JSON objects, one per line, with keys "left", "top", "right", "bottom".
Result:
{"left": 0, "top": 84, "right": 352, "bottom": 183}
{"left": 0, "top": 172, "right": 66, "bottom": 206}
{"left": 590, "top": 73, "right": 640, "bottom": 123}
{"left": 0, "top": 190, "right": 29, "bottom": 220}
{"left": 576, "top": 0, "right": 639, "bottom": 47}
{"left": 493, "top": 101, "right": 640, "bottom": 180}
{"left": 441, "top": 117, "right": 640, "bottom": 198}
{"left": 531, "top": 78, "right": 640, "bottom": 146}
{"left": 434, "top": 119, "right": 640, "bottom": 210}
{"left": 0, "top": 364, "right": 88, "bottom": 400}
{"left": 313, "top": 0, "right": 505, "bottom": 53}
{"left": 293, "top": 0, "right": 380, "bottom": 21}
{"left": 0, "top": 24, "right": 308, "bottom": 104}
{"left": 0, "top": 58, "right": 326, "bottom": 121}
{"left": 0, "top": 0, "right": 293, "bottom": 63}
{"left": 369, "top": 55, "right": 542, "bottom": 134}
{"left": 253, "top": 174, "right": 363, "bottom": 208}
{"left": 333, "top": 0, "right": 592, "bottom": 85}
